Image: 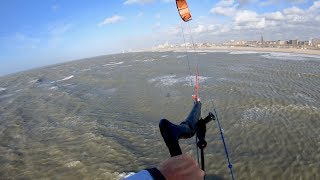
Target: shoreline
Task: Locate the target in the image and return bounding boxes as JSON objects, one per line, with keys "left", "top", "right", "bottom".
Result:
{"left": 148, "top": 46, "right": 320, "bottom": 56}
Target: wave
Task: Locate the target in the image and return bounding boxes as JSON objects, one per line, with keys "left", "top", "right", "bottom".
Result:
{"left": 51, "top": 75, "right": 74, "bottom": 84}
{"left": 135, "top": 58, "right": 158, "bottom": 62}
{"left": 149, "top": 74, "right": 209, "bottom": 87}
{"left": 0, "top": 87, "right": 6, "bottom": 92}
{"left": 240, "top": 104, "right": 320, "bottom": 127}
{"left": 103, "top": 62, "right": 124, "bottom": 66}
{"left": 229, "top": 51, "right": 264, "bottom": 55}
{"left": 294, "top": 92, "right": 316, "bottom": 103}
{"left": 176, "top": 55, "right": 186, "bottom": 59}
{"left": 49, "top": 86, "right": 58, "bottom": 90}
{"left": 261, "top": 52, "right": 320, "bottom": 61}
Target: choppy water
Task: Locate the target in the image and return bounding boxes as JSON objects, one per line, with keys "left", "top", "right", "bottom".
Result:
{"left": 0, "top": 51, "right": 319, "bottom": 180}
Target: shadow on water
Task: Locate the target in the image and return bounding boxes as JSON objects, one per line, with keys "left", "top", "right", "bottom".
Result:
{"left": 205, "top": 174, "right": 225, "bottom": 180}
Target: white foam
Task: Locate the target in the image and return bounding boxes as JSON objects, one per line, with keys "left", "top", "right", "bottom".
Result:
{"left": 149, "top": 75, "right": 178, "bottom": 86}
{"left": 149, "top": 75, "right": 209, "bottom": 87}
{"left": 65, "top": 160, "right": 81, "bottom": 168}
{"left": 135, "top": 58, "right": 158, "bottom": 62}
{"left": 0, "top": 87, "right": 6, "bottom": 92}
{"left": 176, "top": 55, "right": 186, "bottom": 59}
{"left": 161, "top": 55, "right": 169, "bottom": 58}
{"left": 103, "top": 62, "right": 124, "bottom": 66}
{"left": 15, "top": 89, "right": 24, "bottom": 92}
{"left": 143, "top": 58, "right": 157, "bottom": 62}
{"left": 49, "top": 86, "right": 58, "bottom": 90}
{"left": 261, "top": 52, "right": 320, "bottom": 61}
{"left": 229, "top": 51, "right": 263, "bottom": 55}
{"left": 60, "top": 75, "right": 74, "bottom": 81}
{"left": 51, "top": 75, "right": 74, "bottom": 84}
{"left": 118, "top": 172, "right": 135, "bottom": 179}
{"left": 183, "top": 75, "right": 210, "bottom": 86}
{"left": 29, "top": 79, "right": 39, "bottom": 83}
{"left": 81, "top": 68, "right": 91, "bottom": 72}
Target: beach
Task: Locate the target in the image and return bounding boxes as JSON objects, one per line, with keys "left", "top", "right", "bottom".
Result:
{"left": 150, "top": 46, "right": 320, "bottom": 55}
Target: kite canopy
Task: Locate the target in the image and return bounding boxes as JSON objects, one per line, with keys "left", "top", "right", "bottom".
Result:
{"left": 176, "top": 0, "right": 192, "bottom": 22}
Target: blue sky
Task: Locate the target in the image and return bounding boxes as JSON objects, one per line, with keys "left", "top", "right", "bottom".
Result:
{"left": 0, "top": 0, "right": 319, "bottom": 76}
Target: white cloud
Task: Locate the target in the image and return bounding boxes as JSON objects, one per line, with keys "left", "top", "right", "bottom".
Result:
{"left": 193, "top": 25, "right": 206, "bottom": 34}
{"left": 260, "top": 0, "right": 307, "bottom": 6}
{"left": 216, "top": 0, "right": 235, "bottom": 7}
{"left": 210, "top": 0, "right": 238, "bottom": 16}
{"left": 283, "top": 6, "right": 304, "bottom": 14}
{"left": 123, "top": 0, "right": 154, "bottom": 5}
{"left": 98, "top": 15, "right": 124, "bottom": 26}
{"left": 234, "top": 10, "right": 265, "bottom": 28}
{"left": 264, "top": 11, "right": 285, "bottom": 21}
{"left": 211, "top": 6, "right": 237, "bottom": 16}
{"left": 309, "top": 0, "right": 320, "bottom": 11}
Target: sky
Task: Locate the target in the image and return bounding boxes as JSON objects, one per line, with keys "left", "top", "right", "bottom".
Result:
{"left": 0, "top": 0, "right": 320, "bottom": 76}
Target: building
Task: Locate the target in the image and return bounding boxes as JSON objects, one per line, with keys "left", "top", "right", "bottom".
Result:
{"left": 278, "top": 40, "right": 287, "bottom": 46}
{"left": 288, "top": 40, "right": 298, "bottom": 46}
{"left": 311, "top": 38, "right": 320, "bottom": 48}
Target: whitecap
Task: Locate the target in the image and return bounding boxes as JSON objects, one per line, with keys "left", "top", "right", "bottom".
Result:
{"left": 161, "top": 55, "right": 169, "bottom": 58}
{"left": 229, "top": 51, "right": 263, "bottom": 55}
{"left": 65, "top": 160, "right": 81, "bottom": 168}
{"left": 135, "top": 58, "right": 158, "bottom": 62}
{"left": 60, "top": 75, "right": 74, "bottom": 81}
{"left": 81, "top": 68, "right": 91, "bottom": 72}
{"left": 103, "top": 62, "right": 124, "bottom": 66}
{"left": 149, "top": 75, "right": 178, "bottom": 86}
{"left": 51, "top": 75, "right": 74, "bottom": 84}
{"left": 0, "top": 87, "right": 6, "bottom": 92}
{"left": 176, "top": 55, "right": 186, "bottom": 59}
{"left": 29, "top": 79, "right": 38, "bottom": 83}
{"left": 183, "top": 75, "right": 210, "bottom": 86}
{"left": 149, "top": 75, "right": 210, "bottom": 87}
{"left": 49, "top": 86, "right": 58, "bottom": 90}
{"left": 261, "top": 52, "right": 320, "bottom": 61}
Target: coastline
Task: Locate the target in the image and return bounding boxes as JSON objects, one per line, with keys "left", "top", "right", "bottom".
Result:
{"left": 148, "top": 46, "right": 320, "bottom": 56}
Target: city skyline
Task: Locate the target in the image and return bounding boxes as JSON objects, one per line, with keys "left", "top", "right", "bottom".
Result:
{"left": 1, "top": 0, "right": 320, "bottom": 75}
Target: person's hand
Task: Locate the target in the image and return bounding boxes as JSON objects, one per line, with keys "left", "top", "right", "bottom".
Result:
{"left": 158, "top": 154, "right": 204, "bottom": 180}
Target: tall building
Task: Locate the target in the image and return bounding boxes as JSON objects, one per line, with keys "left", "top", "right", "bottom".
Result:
{"left": 260, "top": 35, "right": 264, "bottom": 45}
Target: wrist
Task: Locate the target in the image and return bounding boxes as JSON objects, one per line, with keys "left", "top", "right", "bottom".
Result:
{"left": 145, "top": 167, "right": 166, "bottom": 180}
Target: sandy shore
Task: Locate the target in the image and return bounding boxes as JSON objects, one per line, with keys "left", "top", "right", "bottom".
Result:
{"left": 150, "top": 46, "right": 320, "bottom": 55}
